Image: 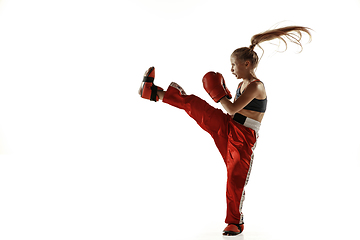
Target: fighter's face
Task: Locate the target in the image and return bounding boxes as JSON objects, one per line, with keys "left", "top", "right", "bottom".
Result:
{"left": 230, "top": 55, "right": 248, "bottom": 79}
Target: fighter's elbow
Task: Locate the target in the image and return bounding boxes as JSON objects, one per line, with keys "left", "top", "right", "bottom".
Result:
{"left": 225, "top": 105, "right": 238, "bottom": 115}
{"left": 227, "top": 108, "right": 237, "bottom": 115}
{"left": 220, "top": 98, "right": 238, "bottom": 115}
{"left": 226, "top": 104, "right": 243, "bottom": 115}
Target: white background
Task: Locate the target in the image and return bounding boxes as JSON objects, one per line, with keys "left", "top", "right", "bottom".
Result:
{"left": 0, "top": 0, "right": 359, "bottom": 239}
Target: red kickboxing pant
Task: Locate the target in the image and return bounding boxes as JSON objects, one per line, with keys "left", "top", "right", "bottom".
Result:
{"left": 163, "top": 84, "right": 258, "bottom": 225}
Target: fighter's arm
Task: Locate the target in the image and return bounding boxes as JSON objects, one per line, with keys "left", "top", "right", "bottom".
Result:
{"left": 220, "top": 82, "right": 261, "bottom": 115}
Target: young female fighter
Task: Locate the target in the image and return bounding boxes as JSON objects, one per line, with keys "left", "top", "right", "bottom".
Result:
{"left": 138, "top": 25, "right": 312, "bottom": 236}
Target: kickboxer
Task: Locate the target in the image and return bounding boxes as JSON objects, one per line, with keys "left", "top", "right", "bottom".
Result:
{"left": 138, "top": 25, "right": 312, "bottom": 236}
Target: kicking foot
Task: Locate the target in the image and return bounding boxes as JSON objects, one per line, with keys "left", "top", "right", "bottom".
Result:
{"left": 223, "top": 224, "right": 244, "bottom": 236}
{"left": 138, "top": 66, "right": 163, "bottom": 102}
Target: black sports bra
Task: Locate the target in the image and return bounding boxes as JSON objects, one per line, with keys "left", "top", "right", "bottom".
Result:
{"left": 235, "top": 80, "right": 267, "bottom": 113}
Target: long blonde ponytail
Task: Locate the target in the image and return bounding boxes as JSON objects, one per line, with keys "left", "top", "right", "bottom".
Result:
{"left": 232, "top": 25, "right": 312, "bottom": 69}
{"left": 250, "top": 26, "right": 312, "bottom": 52}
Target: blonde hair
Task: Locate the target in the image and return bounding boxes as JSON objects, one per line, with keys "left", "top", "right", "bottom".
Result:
{"left": 232, "top": 25, "right": 312, "bottom": 69}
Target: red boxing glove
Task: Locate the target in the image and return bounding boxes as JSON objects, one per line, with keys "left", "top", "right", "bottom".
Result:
{"left": 202, "top": 71, "right": 232, "bottom": 103}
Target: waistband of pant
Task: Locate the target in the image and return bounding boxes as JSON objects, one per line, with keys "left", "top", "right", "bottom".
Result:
{"left": 233, "top": 113, "right": 261, "bottom": 133}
